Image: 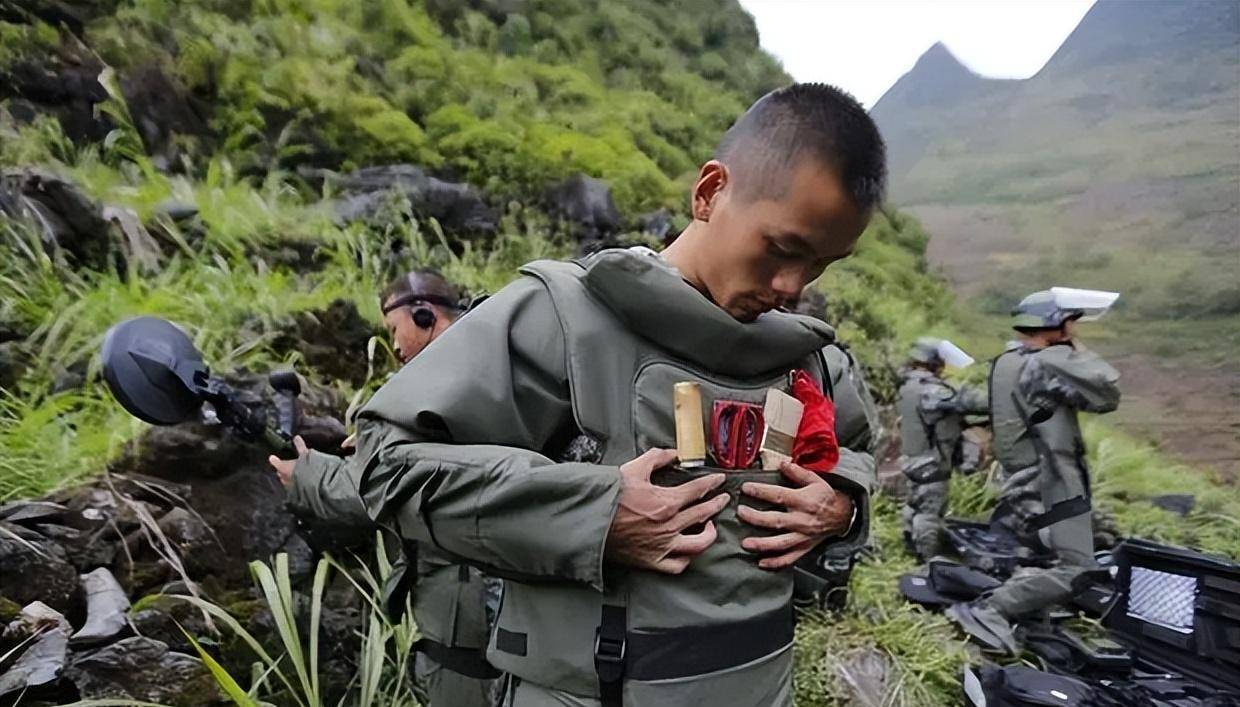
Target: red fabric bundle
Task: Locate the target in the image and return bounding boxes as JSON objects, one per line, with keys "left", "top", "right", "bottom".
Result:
{"left": 790, "top": 369, "right": 839, "bottom": 473}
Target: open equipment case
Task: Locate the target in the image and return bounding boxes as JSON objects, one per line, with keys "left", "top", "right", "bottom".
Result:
{"left": 964, "top": 538, "right": 1240, "bottom": 706}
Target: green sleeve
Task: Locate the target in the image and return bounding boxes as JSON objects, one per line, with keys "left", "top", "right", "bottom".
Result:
{"left": 285, "top": 450, "right": 370, "bottom": 528}
{"left": 354, "top": 277, "right": 622, "bottom": 590}
{"left": 1021, "top": 346, "right": 1121, "bottom": 414}
{"left": 955, "top": 384, "right": 989, "bottom": 415}
{"left": 823, "top": 345, "right": 877, "bottom": 552}
{"left": 824, "top": 345, "right": 881, "bottom": 454}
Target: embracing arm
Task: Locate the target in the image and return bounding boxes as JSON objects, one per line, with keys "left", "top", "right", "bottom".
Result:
{"left": 353, "top": 278, "right": 623, "bottom": 589}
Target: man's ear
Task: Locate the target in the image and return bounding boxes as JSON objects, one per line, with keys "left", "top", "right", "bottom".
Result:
{"left": 692, "top": 160, "right": 729, "bottom": 222}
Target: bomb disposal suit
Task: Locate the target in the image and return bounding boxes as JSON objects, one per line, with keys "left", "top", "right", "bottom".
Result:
{"left": 985, "top": 290, "right": 1121, "bottom": 619}
{"left": 897, "top": 339, "right": 987, "bottom": 561}
{"left": 352, "top": 249, "right": 876, "bottom": 706}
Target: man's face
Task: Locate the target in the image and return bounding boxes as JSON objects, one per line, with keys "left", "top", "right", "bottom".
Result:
{"left": 694, "top": 159, "right": 869, "bottom": 322}
{"left": 382, "top": 301, "right": 433, "bottom": 364}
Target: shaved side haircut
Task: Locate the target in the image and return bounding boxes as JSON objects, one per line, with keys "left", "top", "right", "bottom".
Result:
{"left": 714, "top": 83, "right": 887, "bottom": 212}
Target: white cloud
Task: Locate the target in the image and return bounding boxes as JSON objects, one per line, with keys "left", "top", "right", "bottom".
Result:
{"left": 740, "top": 0, "right": 1096, "bottom": 107}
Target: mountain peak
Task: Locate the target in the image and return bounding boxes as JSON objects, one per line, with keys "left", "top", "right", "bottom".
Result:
{"left": 871, "top": 41, "right": 982, "bottom": 117}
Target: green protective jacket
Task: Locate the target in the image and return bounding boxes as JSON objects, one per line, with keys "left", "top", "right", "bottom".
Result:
{"left": 989, "top": 344, "right": 1120, "bottom": 551}
{"left": 351, "top": 248, "right": 876, "bottom": 706}
{"left": 897, "top": 369, "right": 987, "bottom": 482}
{"left": 287, "top": 452, "right": 496, "bottom": 656}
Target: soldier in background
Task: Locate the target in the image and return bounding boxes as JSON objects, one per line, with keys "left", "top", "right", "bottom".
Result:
{"left": 897, "top": 338, "right": 987, "bottom": 562}
{"left": 948, "top": 289, "right": 1120, "bottom": 653}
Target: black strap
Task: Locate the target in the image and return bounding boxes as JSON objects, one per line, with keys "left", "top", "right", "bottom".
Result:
{"left": 381, "top": 292, "right": 464, "bottom": 315}
{"left": 815, "top": 348, "right": 836, "bottom": 401}
{"left": 592, "top": 603, "right": 796, "bottom": 702}
{"left": 1028, "top": 495, "right": 1091, "bottom": 531}
{"left": 595, "top": 604, "right": 626, "bottom": 707}
{"left": 413, "top": 638, "right": 502, "bottom": 680}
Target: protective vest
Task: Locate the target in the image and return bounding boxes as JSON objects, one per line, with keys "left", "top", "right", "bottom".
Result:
{"left": 486, "top": 250, "right": 837, "bottom": 706}
{"left": 989, "top": 349, "right": 1039, "bottom": 473}
{"left": 990, "top": 345, "right": 1119, "bottom": 535}
{"left": 898, "top": 370, "right": 965, "bottom": 482}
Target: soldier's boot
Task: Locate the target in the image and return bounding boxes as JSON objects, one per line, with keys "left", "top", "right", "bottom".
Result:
{"left": 945, "top": 601, "right": 1019, "bottom": 655}
{"left": 911, "top": 515, "right": 948, "bottom": 563}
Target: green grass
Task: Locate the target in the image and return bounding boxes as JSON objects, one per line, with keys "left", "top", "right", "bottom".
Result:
{"left": 794, "top": 495, "right": 972, "bottom": 706}
{"left": 0, "top": 155, "right": 569, "bottom": 499}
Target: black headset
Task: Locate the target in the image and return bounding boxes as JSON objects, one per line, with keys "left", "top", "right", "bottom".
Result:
{"left": 381, "top": 293, "right": 462, "bottom": 329}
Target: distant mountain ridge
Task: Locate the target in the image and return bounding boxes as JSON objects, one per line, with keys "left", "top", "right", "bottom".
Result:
{"left": 870, "top": 0, "right": 1239, "bottom": 313}
{"left": 869, "top": 0, "right": 1240, "bottom": 472}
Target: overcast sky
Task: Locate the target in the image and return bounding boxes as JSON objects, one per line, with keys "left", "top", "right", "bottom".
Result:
{"left": 740, "top": 0, "right": 1097, "bottom": 107}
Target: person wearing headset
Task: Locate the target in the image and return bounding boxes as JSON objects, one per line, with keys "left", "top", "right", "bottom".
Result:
{"left": 379, "top": 270, "right": 465, "bottom": 366}
{"left": 272, "top": 270, "right": 501, "bottom": 707}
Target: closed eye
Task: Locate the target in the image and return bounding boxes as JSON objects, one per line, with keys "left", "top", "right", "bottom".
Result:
{"left": 765, "top": 238, "right": 801, "bottom": 260}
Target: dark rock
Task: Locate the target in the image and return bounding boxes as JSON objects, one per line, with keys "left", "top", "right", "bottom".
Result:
{"left": 0, "top": 501, "right": 71, "bottom": 526}
{"left": 102, "top": 203, "right": 162, "bottom": 273}
{"left": 1150, "top": 493, "right": 1195, "bottom": 517}
{"left": 0, "top": 527, "right": 81, "bottom": 616}
{"left": 878, "top": 468, "right": 908, "bottom": 499}
{"left": 259, "top": 236, "right": 329, "bottom": 274}
{"left": 120, "top": 65, "right": 211, "bottom": 170}
{"left": 278, "top": 531, "right": 318, "bottom": 582}
{"left": 50, "top": 364, "right": 86, "bottom": 394}
{"left": 0, "top": 602, "right": 70, "bottom": 698}
{"left": 0, "top": 169, "right": 111, "bottom": 271}
{"left": 114, "top": 560, "right": 173, "bottom": 598}
{"left": 269, "top": 299, "right": 384, "bottom": 388}
{"left": 0, "top": 340, "right": 28, "bottom": 391}
{"left": 544, "top": 174, "right": 622, "bottom": 249}
{"left": 321, "top": 164, "right": 499, "bottom": 237}
{"left": 0, "top": 1, "right": 119, "bottom": 36}
{"left": 154, "top": 507, "right": 227, "bottom": 578}
{"left": 1091, "top": 507, "right": 1122, "bottom": 551}
{"left": 71, "top": 568, "right": 130, "bottom": 646}
{"left": 128, "top": 595, "right": 208, "bottom": 653}
{"left": 36, "top": 523, "right": 117, "bottom": 572}
{"left": 0, "top": 170, "right": 162, "bottom": 275}
{"left": 0, "top": 44, "right": 111, "bottom": 144}
{"left": 65, "top": 636, "right": 222, "bottom": 705}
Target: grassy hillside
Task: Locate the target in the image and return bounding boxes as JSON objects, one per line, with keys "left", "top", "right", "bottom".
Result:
{"left": 3, "top": 0, "right": 785, "bottom": 213}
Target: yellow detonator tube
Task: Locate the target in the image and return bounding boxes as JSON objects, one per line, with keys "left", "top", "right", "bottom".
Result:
{"left": 673, "top": 382, "right": 706, "bottom": 468}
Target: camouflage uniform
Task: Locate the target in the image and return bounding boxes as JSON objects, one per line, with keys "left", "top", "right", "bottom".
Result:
{"left": 984, "top": 343, "right": 1119, "bottom": 618}
{"left": 897, "top": 368, "right": 987, "bottom": 560}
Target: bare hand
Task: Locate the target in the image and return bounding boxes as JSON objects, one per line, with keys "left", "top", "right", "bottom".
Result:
{"left": 267, "top": 435, "right": 309, "bottom": 488}
{"left": 340, "top": 433, "right": 357, "bottom": 450}
{"left": 605, "top": 449, "right": 729, "bottom": 574}
{"left": 738, "top": 460, "right": 853, "bottom": 570}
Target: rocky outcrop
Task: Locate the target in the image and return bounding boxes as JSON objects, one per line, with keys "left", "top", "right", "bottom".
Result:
{"left": 65, "top": 637, "right": 220, "bottom": 705}
{"left": 0, "top": 370, "right": 364, "bottom": 701}
{"left": 268, "top": 299, "right": 386, "bottom": 389}
{"left": 0, "top": 169, "right": 162, "bottom": 274}
{"left": 314, "top": 164, "right": 500, "bottom": 238}
{"left": 544, "top": 174, "right": 622, "bottom": 251}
